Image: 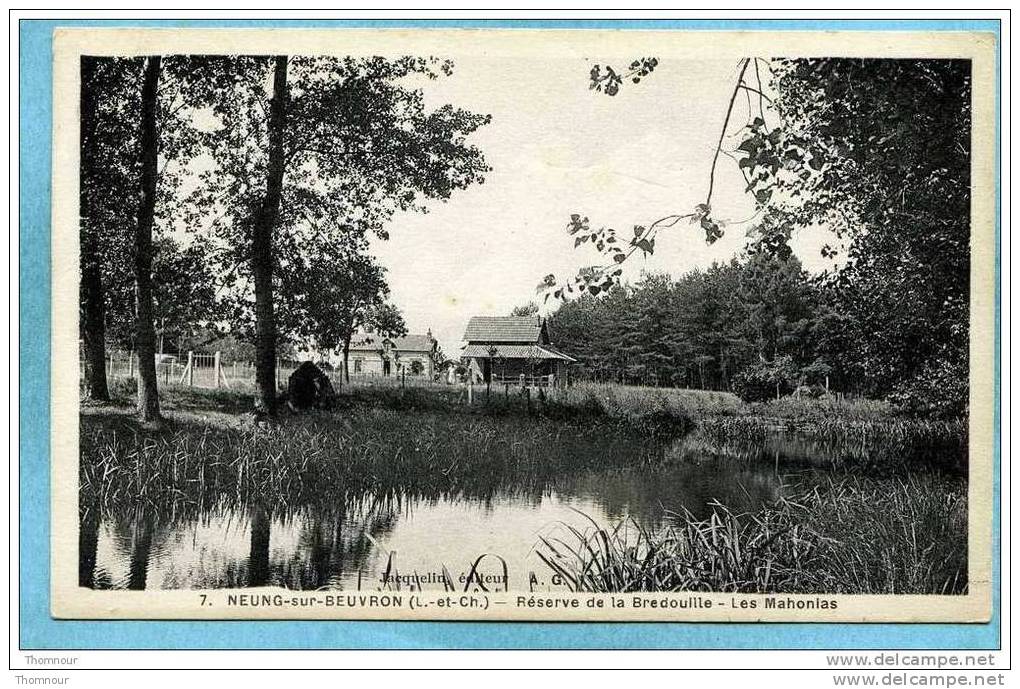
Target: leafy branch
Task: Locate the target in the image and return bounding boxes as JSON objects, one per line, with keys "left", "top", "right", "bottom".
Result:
{"left": 538, "top": 209, "right": 709, "bottom": 300}
{"left": 589, "top": 58, "right": 659, "bottom": 96}
{"left": 542, "top": 57, "right": 796, "bottom": 303}
{"left": 705, "top": 58, "right": 752, "bottom": 211}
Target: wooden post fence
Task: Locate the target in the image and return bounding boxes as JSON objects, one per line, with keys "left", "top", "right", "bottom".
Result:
{"left": 178, "top": 351, "right": 195, "bottom": 387}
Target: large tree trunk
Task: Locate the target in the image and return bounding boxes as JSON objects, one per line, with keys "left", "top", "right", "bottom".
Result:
{"left": 81, "top": 242, "right": 110, "bottom": 401}
{"left": 79, "top": 57, "right": 110, "bottom": 402}
{"left": 134, "top": 55, "right": 162, "bottom": 425}
{"left": 251, "top": 56, "right": 288, "bottom": 416}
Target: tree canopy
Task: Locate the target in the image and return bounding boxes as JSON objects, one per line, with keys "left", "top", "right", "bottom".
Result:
{"left": 184, "top": 55, "right": 490, "bottom": 340}
{"left": 764, "top": 59, "right": 971, "bottom": 410}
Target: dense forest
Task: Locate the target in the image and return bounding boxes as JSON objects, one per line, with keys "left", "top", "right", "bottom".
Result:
{"left": 549, "top": 241, "right": 965, "bottom": 419}
{"left": 547, "top": 254, "right": 829, "bottom": 397}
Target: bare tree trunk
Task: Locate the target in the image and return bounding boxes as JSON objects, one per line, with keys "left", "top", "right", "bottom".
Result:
{"left": 134, "top": 55, "right": 162, "bottom": 425}
{"left": 79, "top": 57, "right": 110, "bottom": 402}
{"left": 251, "top": 56, "right": 288, "bottom": 416}
{"left": 342, "top": 337, "right": 351, "bottom": 383}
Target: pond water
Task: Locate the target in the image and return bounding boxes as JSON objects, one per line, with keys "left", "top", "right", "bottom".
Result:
{"left": 79, "top": 427, "right": 951, "bottom": 592}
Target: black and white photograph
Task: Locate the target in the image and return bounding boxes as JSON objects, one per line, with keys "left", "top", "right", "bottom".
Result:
{"left": 52, "top": 27, "right": 996, "bottom": 622}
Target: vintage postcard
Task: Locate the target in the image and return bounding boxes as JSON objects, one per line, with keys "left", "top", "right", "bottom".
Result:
{"left": 50, "top": 26, "right": 996, "bottom": 622}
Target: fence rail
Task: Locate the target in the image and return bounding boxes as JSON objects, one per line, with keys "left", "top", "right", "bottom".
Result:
{"left": 86, "top": 351, "right": 248, "bottom": 390}
{"left": 489, "top": 373, "right": 556, "bottom": 388}
{"left": 86, "top": 352, "right": 446, "bottom": 392}
{"left": 84, "top": 352, "right": 565, "bottom": 396}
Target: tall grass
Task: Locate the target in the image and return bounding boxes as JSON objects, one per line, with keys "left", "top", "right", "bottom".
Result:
{"left": 537, "top": 474, "right": 967, "bottom": 595}
{"left": 694, "top": 416, "right": 967, "bottom": 475}
{"left": 79, "top": 404, "right": 679, "bottom": 515}
{"left": 755, "top": 394, "right": 897, "bottom": 422}
{"left": 317, "top": 383, "right": 694, "bottom": 437}
{"left": 559, "top": 382, "right": 744, "bottom": 419}
{"left": 556, "top": 382, "right": 918, "bottom": 423}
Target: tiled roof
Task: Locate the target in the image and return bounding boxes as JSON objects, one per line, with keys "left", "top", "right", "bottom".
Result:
{"left": 463, "top": 316, "right": 542, "bottom": 343}
{"left": 462, "top": 343, "right": 576, "bottom": 362}
{"left": 349, "top": 333, "right": 435, "bottom": 353}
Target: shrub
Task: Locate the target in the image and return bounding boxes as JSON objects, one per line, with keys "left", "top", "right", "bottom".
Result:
{"left": 888, "top": 356, "right": 968, "bottom": 419}
{"left": 732, "top": 356, "right": 797, "bottom": 403}
{"left": 799, "top": 359, "right": 833, "bottom": 387}
{"left": 793, "top": 384, "right": 826, "bottom": 399}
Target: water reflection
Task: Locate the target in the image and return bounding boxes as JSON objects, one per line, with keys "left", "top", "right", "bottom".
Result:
{"left": 78, "top": 507, "right": 100, "bottom": 588}
{"left": 81, "top": 428, "right": 957, "bottom": 592}
{"left": 127, "top": 515, "right": 154, "bottom": 590}
{"left": 248, "top": 506, "right": 271, "bottom": 587}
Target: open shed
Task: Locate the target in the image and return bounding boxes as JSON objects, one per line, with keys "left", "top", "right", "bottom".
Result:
{"left": 461, "top": 316, "right": 576, "bottom": 386}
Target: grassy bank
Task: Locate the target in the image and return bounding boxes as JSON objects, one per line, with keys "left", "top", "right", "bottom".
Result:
{"left": 553, "top": 383, "right": 967, "bottom": 474}
{"left": 537, "top": 473, "right": 968, "bottom": 595}
{"left": 564, "top": 382, "right": 965, "bottom": 438}
{"left": 100, "top": 377, "right": 697, "bottom": 437}
{"left": 100, "top": 376, "right": 961, "bottom": 437}
{"left": 80, "top": 402, "right": 677, "bottom": 514}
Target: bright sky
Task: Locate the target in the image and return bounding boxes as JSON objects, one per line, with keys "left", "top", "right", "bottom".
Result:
{"left": 370, "top": 57, "right": 839, "bottom": 354}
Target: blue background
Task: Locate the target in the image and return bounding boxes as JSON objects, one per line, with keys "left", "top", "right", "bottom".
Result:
{"left": 19, "top": 17, "right": 1001, "bottom": 650}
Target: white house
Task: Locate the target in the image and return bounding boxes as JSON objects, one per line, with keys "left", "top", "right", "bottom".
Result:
{"left": 348, "top": 332, "right": 438, "bottom": 378}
